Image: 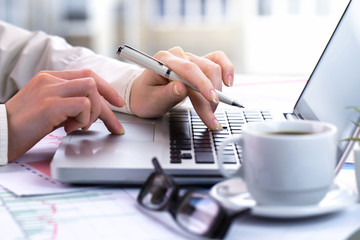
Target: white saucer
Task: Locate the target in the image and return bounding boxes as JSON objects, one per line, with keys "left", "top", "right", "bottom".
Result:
{"left": 210, "top": 177, "right": 358, "bottom": 219}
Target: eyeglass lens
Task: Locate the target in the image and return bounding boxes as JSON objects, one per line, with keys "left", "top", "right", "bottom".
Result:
{"left": 141, "top": 173, "right": 175, "bottom": 210}
{"left": 176, "top": 191, "right": 222, "bottom": 236}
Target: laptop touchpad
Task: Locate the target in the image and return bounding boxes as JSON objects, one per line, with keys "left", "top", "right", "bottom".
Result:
{"left": 70, "top": 122, "right": 155, "bottom": 142}
{"left": 120, "top": 122, "right": 155, "bottom": 142}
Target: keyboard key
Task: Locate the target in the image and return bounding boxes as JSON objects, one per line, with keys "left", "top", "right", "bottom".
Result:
{"left": 195, "top": 147, "right": 212, "bottom": 152}
{"left": 246, "top": 119, "right": 263, "bottom": 122}
{"left": 170, "top": 116, "right": 189, "bottom": 122}
{"left": 195, "top": 152, "right": 215, "bottom": 163}
{"left": 170, "top": 148, "right": 181, "bottom": 154}
{"left": 170, "top": 157, "right": 182, "bottom": 164}
{"left": 229, "top": 123, "right": 245, "bottom": 127}
{"left": 193, "top": 128, "right": 209, "bottom": 132}
{"left": 172, "top": 144, "right": 191, "bottom": 150}
{"left": 194, "top": 139, "right": 211, "bottom": 144}
{"left": 194, "top": 143, "right": 212, "bottom": 148}
{"left": 213, "top": 134, "right": 229, "bottom": 139}
{"left": 221, "top": 154, "right": 237, "bottom": 164}
{"left": 193, "top": 132, "right": 210, "bottom": 138}
{"left": 181, "top": 153, "right": 192, "bottom": 159}
{"left": 170, "top": 122, "right": 191, "bottom": 140}
{"left": 212, "top": 129, "right": 229, "bottom": 134}
{"left": 170, "top": 139, "right": 191, "bottom": 145}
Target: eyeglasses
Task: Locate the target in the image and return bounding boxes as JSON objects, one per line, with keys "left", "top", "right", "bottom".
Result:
{"left": 137, "top": 158, "right": 247, "bottom": 239}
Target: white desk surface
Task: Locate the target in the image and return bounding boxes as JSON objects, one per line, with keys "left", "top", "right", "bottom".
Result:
{"left": 1, "top": 75, "right": 359, "bottom": 240}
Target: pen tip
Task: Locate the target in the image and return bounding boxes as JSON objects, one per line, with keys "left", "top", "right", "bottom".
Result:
{"left": 232, "top": 101, "right": 244, "bottom": 108}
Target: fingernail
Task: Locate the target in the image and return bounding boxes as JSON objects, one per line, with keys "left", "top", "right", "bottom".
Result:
{"left": 210, "top": 89, "right": 219, "bottom": 104}
{"left": 118, "top": 128, "right": 125, "bottom": 135}
{"left": 118, "top": 96, "right": 126, "bottom": 107}
{"left": 227, "top": 74, "right": 233, "bottom": 87}
{"left": 212, "top": 118, "right": 223, "bottom": 131}
{"left": 118, "top": 122, "right": 125, "bottom": 135}
{"left": 173, "top": 84, "right": 181, "bottom": 96}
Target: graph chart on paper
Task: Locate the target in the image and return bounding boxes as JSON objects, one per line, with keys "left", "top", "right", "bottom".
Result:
{"left": 0, "top": 187, "right": 185, "bottom": 240}
{"left": 0, "top": 128, "right": 93, "bottom": 196}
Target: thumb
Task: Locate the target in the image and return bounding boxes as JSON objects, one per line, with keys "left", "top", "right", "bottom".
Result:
{"left": 163, "top": 81, "right": 188, "bottom": 106}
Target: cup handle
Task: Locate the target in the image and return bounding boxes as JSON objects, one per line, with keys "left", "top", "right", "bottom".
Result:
{"left": 217, "top": 135, "right": 244, "bottom": 178}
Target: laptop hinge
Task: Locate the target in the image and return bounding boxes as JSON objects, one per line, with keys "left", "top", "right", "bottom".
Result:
{"left": 284, "top": 112, "right": 300, "bottom": 120}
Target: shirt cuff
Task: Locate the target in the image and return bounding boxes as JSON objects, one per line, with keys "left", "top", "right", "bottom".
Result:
{"left": 63, "top": 51, "right": 143, "bottom": 115}
{"left": 0, "top": 104, "right": 8, "bottom": 165}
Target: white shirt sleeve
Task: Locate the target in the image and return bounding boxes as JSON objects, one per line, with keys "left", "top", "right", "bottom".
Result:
{"left": 0, "top": 104, "right": 8, "bottom": 165}
{"left": 0, "top": 20, "right": 143, "bottom": 113}
{"left": 0, "top": 20, "right": 144, "bottom": 164}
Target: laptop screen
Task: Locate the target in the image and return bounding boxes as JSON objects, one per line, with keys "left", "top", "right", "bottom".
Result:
{"left": 294, "top": 0, "right": 360, "bottom": 162}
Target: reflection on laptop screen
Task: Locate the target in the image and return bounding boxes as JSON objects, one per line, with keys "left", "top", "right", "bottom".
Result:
{"left": 294, "top": 0, "right": 360, "bottom": 159}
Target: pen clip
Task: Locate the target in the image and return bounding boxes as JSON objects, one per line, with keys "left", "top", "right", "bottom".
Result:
{"left": 118, "top": 44, "right": 165, "bottom": 66}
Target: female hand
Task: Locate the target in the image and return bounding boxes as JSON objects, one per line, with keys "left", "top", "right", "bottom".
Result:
{"left": 129, "top": 47, "right": 234, "bottom": 130}
{"left": 5, "top": 69, "right": 125, "bottom": 162}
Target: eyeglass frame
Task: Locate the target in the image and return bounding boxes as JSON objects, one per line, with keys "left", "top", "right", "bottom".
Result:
{"left": 137, "top": 157, "right": 249, "bottom": 239}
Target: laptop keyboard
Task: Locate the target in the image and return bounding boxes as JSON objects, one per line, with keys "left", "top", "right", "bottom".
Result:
{"left": 169, "top": 109, "right": 273, "bottom": 165}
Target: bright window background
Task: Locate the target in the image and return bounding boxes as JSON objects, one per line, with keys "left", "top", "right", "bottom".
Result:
{"left": 0, "top": 0, "right": 349, "bottom": 76}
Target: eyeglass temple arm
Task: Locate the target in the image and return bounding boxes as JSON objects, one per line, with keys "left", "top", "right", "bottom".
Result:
{"left": 152, "top": 157, "right": 165, "bottom": 174}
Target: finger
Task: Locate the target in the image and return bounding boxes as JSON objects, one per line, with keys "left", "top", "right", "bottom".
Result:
{"left": 51, "top": 97, "right": 91, "bottom": 133}
{"left": 153, "top": 81, "right": 188, "bottom": 112}
{"left": 155, "top": 50, "right": 219, "bottom": 105}
{"left": 65, "top": 141, "right": 95, "bottom": 156}
{"left": 188, "top": 91, "right": 223, "bottom": 131}
{"left": 40, "top": 69, "right": 125, "bottom": 108}
{"left": 98, "top": 97, "right": 125, "bottom": 135}
{"left": 54, "top": 78, "right": 102, "bottom": 126}
{"left": 185, "top": 52, "right": 223, "bottom": 91}
{"left": 202, "top": 51, "right": 234, "bottom": 87}
{"left": 168, "top": 47, "right": 223, "bottom": 89}
{"left": 167, "top": 46, "right": 190, "bottom": 60}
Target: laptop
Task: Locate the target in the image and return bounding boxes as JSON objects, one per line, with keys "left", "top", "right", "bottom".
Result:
{"left": 51, "top": 0, "right": 360, "bottom": 184}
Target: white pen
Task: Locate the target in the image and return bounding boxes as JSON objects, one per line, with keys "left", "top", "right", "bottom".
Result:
{"left": 116, "top": 44, "right": 244, "bottom": 108}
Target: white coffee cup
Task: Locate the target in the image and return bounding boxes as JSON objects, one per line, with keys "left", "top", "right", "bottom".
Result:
{"left": 217, "top": 120, "right": 338, "bottom": 206}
